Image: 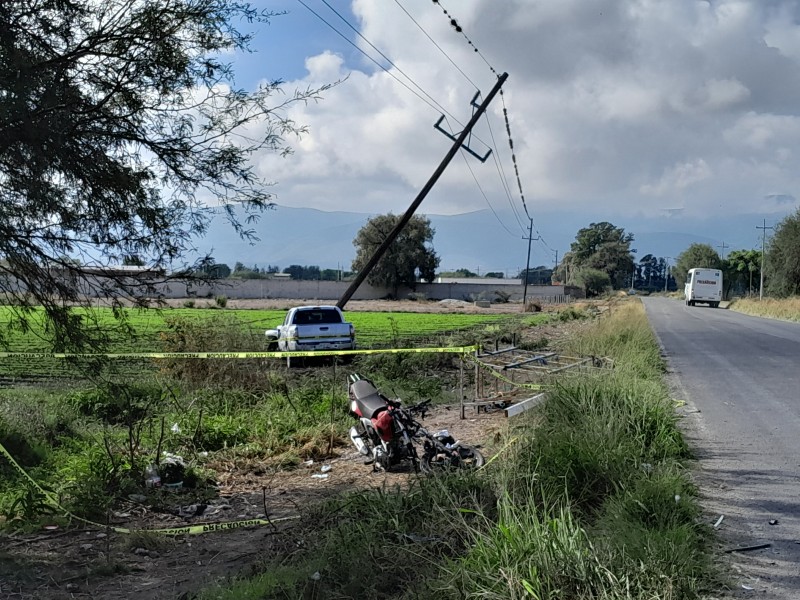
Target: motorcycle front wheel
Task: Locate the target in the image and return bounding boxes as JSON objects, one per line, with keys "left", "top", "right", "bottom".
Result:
{"left": 420, "top": 444, "right": 485, "bottom": 472}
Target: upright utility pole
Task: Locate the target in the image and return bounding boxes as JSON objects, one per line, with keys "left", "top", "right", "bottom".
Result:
{"left": 522, "top": 218, "right": 540, "bottom": 306}
{"left": 756, "top": 219, "right": 774, "bottom": 300}
{"left": 337, "top": 72, "right": 509, "bottom": 309}
{"left": 717, "top": 241, "right": 729, "bottom": 259}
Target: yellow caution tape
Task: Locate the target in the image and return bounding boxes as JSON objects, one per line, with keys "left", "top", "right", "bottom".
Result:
{"left": 0, "top": 346, "right": 478, "bottom": 360}
{"left": 0, "top": 440, "right": 297, "bottom": 535}
{"left": 478, "top": 436, "right": 519, "bottom": 470}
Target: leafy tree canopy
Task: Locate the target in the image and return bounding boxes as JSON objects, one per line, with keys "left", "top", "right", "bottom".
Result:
{"left": 0, "top": 0, "right": 331, "bottom": 350}
{"left": 352, "top": 214, "right": 440, "bottom": 297}
{"left": 674, "top": 244, "right": 722, "bottom": 287}
{"left": 569, "top": 222, "right": 635, "bottom": 288}
{"left": 725, "top": 249, "right": 761, "bottom": 295}
{"left": 766, "top": 208, "right": 800, "bottom": 297}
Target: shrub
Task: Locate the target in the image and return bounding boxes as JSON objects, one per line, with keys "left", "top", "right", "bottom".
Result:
{"left": 215, "top": 295, "right": 228, "bottom": 308}
{"left": 183, "top": 299, "right": 195, "bottom": 308}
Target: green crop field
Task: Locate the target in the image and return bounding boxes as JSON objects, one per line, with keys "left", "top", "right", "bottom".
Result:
{"left": 0, "top": 306, "right": 542, "bottom": 380}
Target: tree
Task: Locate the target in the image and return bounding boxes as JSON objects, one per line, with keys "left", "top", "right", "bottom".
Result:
{"left": 673, "top": 244, "right": 722, "bottom": 287}
{"left": 208, "top": 263, "right": 231, "bottom": 279}
{"left": 765, "top": 208, "right": 800, "bottom": 297}
{"left": 484, "top": 272, "right": 505, "bottom": 279}
{"left": 438, "top": 268, "right": 477, "bottom": 278}
{"left": 573, "top": 267, "right": 611, "bottom": 297}
{"left": 517, "top": 266, "right": 553, "bottom": 285}
{"left": 725, "top": 249, "right": 761, "bottom": 296}
{"left": 0, "top": 0, "right": 331, "bottom": 350}
{"left": 352, "top": 214, "right": 440, "bottom": 298}
{"left": 282, "top": 265, "right": 321, "bottom": 280}
{"left": 569, "top": 222, "right": 635, "bottom": 289}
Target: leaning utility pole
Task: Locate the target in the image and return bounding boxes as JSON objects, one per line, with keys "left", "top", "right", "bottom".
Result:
{"left": 756, "top": 219, "right": 774, "bottom": 300}
{"left": 337, "top": 72, "right": 509, "bottom": 310}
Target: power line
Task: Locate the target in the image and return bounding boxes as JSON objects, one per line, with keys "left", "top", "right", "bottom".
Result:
{"left": 317, "top": 0, "right": 468, "bottom": 127}
{"left": 432, "top": 1, "right": 554, "bottom": 253}
{"left": 295, "top": 0, "right": 448, "bottom": 120}
{"left": 393, "top": 0, "right": 480, "bottom": 91}
{"left": 433, "top": 0, "right": 500, "bottom": 76}
{"left": 456, "top": 145, "right": 519, "bottom": 238}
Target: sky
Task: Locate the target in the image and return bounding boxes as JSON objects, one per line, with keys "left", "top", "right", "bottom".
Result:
{"left": 210, "top": 0, "right": 800, "bottom": 266}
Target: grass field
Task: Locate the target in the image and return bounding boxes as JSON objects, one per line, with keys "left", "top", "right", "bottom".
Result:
{"left": 730, "top": 296, "right": 800, "bottom": 321}
{"left": 0, "top": 306, "right": 542, "bottom": 379}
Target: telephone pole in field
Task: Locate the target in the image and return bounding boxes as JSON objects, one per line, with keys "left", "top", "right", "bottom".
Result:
{"left": 337, "top": 73, "right": 509, "bottom": 309}
{"left": 522, "top": 218, "right": 540, "bottom": 306}
{"left": 756, "top": 219, "right": 774, "bottom": 300}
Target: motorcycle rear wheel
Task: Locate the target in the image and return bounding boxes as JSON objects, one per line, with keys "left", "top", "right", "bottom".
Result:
{"left": 421, "top": 444, "right": 485, "bottom": 472}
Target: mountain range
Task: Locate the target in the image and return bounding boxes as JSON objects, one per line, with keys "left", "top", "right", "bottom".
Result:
{"left": 196, "top": 204, "right": 790, "bottom": 277}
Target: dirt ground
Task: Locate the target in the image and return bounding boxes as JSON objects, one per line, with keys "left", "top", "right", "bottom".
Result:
{"left": 169, "top": 297, "right": 541, "bottom": 314}
{"left": 0, "top": 298, "right": 585, "bottom": 600}
{"left": 0, "top": 402, "right": 511, "bottom": 600}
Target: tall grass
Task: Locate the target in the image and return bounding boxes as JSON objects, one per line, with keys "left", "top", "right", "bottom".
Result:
{"left": 730, "top": 297, "right": 800, "bottom": 321}
{"left": 196, "top": 302, "right": 717, "bottom": 600}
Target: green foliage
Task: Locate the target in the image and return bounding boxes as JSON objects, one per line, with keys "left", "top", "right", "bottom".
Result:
{"left": 569, "top": 222, "right": 635, "bottom": 289}
{"left": 214, "top": 295, "right": 228, "bottom": 308}
{"left": 158, "top": 313, "right": 271, "bottom": 388}
{"left": 573, "top": 267, "right": 612, "bottom": 297}
{"left": 67, "top": 383, "right": 162, "bottom": 425}
{"left": 352, "top": 213, "right": 441, "bottom": 297}
{"left": 3, "top": 481, "right": 57, "bottom": 526}
{"left": 674, "top": 244, "right": 722, "bottom": 287}
{"left": 0, "top": 0, "right": 332, "bottom": 351}
{"left": 766, "top": 208, "right": 800, "bottom": 297}
{"left": 724, "top": 249, "right": 761, "bottom": 296}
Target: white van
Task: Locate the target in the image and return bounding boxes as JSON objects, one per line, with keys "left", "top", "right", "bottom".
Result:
{"left": 684, "top": 268, "right": 722, "bottom": 308}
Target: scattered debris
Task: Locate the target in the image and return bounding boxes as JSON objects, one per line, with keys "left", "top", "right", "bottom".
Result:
{"left": 741, "top": 584, "right": 754, "bottom": 591}
{"left": 769, "top": 519, "right": 779, "bottom": 526}
{"left": 310, "top": 571, "right": 321, "bottom": 581}
{"left": 311, "top": 473, "right": 329, "bottom": 480}
{"left": 713, "top": 515, "right": 724, "bottom": 529}
{"left": 725, "top": 543, "right": 772, "bottom": 553}
{"left": 320, "top": 465, "right": 332, "bottom": 473}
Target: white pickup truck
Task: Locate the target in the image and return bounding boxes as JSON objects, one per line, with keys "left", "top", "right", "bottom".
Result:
{"left": 265, "top": 305, "right": 355, "bottom": 365}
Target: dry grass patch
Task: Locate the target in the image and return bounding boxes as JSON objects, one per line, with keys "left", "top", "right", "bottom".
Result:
{"left": 730, "top": 297, "right": 800, "bottom": 321}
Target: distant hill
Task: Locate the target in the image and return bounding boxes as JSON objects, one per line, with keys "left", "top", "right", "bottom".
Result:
{"left": 196, "top": 204, "right": 790, "bottom": 275}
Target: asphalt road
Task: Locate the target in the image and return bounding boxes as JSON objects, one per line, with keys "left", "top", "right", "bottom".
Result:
{"left": 643, "top": 297, "right": 800, "bottom": 597}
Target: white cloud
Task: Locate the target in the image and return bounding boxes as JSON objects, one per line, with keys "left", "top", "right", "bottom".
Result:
{"left": 244, "top": 0, "right": 800, "bottom": 226}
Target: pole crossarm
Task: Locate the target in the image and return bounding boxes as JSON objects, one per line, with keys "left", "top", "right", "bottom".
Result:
{"left": 337, "top": 73, "right": 509, "bottom": 310}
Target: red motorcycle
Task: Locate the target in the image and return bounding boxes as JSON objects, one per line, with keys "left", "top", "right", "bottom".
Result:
{"left": 347, "top": 374, "right": 485, "bottom": 472}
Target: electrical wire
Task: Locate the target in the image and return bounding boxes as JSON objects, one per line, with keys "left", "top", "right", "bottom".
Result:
{"left": 393, "top": 0, "right": 481, "bottom": 92}
{"left": 295, "top": 0, "right": 446, "bottom": 119}
{"left": 457, "top": 148, "right": 519, "bottom": 238}
{"left": 432, "top": 0, "right": 556, "bottom": 253}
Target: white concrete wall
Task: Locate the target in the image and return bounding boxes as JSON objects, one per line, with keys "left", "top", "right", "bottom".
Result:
{"left": 156, "top": 279, "right": 582, "bottom": 302}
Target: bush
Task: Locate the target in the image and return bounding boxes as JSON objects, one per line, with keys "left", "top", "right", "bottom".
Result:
{"left": 215, "top": 295, "right": 228, "bottom": 308}
{"left": 183, "top": 299, "right": 196, "bottom": 308}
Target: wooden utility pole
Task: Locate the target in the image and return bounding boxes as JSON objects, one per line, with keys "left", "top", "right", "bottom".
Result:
{"left": 756, "top": 219, "right": 774, "bottom": 300}
{"left": 337, "top": 73, "right": 509, "bottom": 309}
{"left": 522, "top": 218, "right": 540, "bottom": 306}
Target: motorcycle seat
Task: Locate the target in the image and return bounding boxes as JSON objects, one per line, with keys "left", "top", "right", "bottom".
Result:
{"left": 350, "top": 379, "right": 389, "bottom": 419}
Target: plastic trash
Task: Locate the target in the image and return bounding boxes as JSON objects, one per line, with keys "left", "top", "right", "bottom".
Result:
{"left": 144, "top": 464, "right": 161, "bottom": 488}
{"left": 320, "top": 465, "right": 332, "bottom": 473}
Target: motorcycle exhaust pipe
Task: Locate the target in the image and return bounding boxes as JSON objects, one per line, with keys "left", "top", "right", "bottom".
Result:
{"left": 349, "top": 426, "right": 369, "bottom": 455}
